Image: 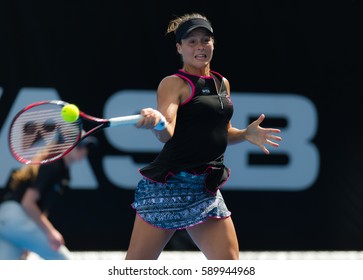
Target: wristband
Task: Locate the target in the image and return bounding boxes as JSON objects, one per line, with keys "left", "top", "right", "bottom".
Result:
{"left": 153, "top": 112, "right": 167, "bottom": 131}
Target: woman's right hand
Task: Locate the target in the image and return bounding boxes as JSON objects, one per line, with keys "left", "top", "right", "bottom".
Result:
{"left": 137, "top": 108, "right": 167, "bottom": 130}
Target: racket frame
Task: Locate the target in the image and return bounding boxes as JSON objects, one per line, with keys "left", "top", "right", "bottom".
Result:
{"left": 9, "top": 100, "right": 142, "bottom": 165}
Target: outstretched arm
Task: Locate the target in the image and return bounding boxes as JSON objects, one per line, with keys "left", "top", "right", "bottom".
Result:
{"left": 228, "top": 114, "right": 282, "bottom": 154}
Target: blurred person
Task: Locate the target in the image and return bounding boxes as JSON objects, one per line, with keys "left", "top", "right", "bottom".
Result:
{"left": 128, "top": 13, "right": 282, "bottom": 260}
{"left": 0, "top": 136, "right": 98, "bottom": 260}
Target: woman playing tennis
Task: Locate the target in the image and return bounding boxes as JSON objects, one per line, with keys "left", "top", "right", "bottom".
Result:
{"left": 129, "top": 12, "right": 282, "bottom": 260}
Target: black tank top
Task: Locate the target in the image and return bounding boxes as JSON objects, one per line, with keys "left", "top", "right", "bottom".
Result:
{"left": 139, "top": 70, "right": 234, "bottom": 191}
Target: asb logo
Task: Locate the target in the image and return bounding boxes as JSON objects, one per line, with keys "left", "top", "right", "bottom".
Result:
{"left": 0, "top": 87, "right": 319, "bottom": 191}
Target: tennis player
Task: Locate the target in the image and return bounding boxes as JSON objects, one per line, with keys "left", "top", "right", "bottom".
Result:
{"left": 128, "top": 13, "right": 282, "bottom": 260}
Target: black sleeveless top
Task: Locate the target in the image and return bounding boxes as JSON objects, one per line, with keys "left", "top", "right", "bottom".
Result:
{"left": 139, "top": 70, "right": 234, "bottom": 191}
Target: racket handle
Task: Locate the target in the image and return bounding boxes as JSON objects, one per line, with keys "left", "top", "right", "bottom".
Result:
{"left": 109, "top": 114, "right": 143, "bottom": 127}
{"left": 108, "top": 112, "right": 167, "bottom": 130}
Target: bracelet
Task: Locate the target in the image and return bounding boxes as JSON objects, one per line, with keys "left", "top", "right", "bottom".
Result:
{"left": 153, "top": 112, "right": 167, "bottom": 131}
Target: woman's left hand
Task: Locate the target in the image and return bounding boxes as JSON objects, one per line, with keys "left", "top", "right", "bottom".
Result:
{"left": 245, "top": 114, "right": 282, "bottom": 154}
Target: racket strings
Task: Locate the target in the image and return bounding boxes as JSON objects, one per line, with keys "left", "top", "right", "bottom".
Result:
{"left": 10, "top": 104, "right": 81, "bottom": 163}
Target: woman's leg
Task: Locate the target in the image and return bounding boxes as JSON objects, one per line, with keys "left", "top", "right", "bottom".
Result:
{"left": 125, "top": 215, "right": 176, "bottom": 260}
{"left": 186, "top": 217, "right": 239, "bottom": 260}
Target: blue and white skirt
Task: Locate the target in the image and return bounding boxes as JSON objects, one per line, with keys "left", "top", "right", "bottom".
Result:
{"left": 131, "top": 171, "right": 231, "bottom": 230}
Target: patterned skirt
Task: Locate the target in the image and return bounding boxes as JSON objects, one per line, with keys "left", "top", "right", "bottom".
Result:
{"left": 131, "top": 171, "right": 231, "bottom": 230}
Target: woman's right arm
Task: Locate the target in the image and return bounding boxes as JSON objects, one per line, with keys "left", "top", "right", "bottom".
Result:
{"left": 137, "top": 75, "right": 186, "bottom": 143}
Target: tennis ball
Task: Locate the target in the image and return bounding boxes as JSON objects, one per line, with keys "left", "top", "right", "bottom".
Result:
{"left": 61, "top": 104, "right": 80, "bottom": 122}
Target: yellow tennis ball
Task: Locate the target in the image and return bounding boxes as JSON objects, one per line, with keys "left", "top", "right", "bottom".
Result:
{"left": 61, "top": 104, "right": 80, "bottom": 122}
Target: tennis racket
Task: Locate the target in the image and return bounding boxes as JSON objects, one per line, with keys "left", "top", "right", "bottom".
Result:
{"left": 8, "top": 100, "right": 149, "bottom": 165}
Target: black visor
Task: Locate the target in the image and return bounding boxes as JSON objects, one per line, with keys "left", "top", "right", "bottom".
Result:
{"left": 175, "top": 18, "right": 213, "bottom": 43}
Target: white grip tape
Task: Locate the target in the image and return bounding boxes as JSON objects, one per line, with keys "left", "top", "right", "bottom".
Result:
{"left": 109, "top": 114, "right": 142, "bottom": 127}
{"left": 153, "top": 111, "right": 167, "bottom": 131}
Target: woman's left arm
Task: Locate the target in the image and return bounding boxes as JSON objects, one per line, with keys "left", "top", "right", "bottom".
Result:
{"left": 224, "top": 78, "right": 281, "bottom": 153}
